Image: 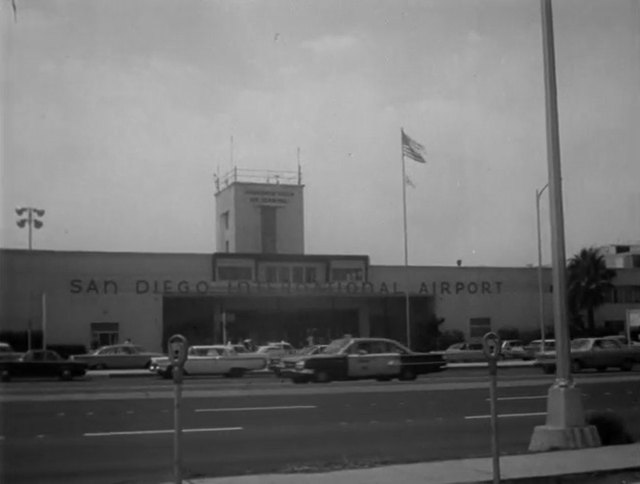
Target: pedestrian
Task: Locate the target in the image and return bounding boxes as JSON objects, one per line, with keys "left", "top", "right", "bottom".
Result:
{"left": 124, "top": 338, "right": 132, "bottom": 345}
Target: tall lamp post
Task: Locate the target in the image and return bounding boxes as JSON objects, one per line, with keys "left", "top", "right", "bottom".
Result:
{"left": 16, "top": 207, "right": 46, "bottom": 350}
{"left": 529, "top": 0, "right": 599, "bottom": 451}
{"left": 536, "top": 183, "right": 549, "bottom": 348}
{"left": 16, "top": 207, "right": 45, "bottom": 250}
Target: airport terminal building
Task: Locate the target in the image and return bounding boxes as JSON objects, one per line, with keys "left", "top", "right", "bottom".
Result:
{"left": 2, "top": 170, "right": 639, "bottom": 352}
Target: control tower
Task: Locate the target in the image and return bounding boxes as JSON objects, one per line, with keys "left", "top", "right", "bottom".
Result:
{"left": 214, "top": 168, "right": 304, "bottom": 254}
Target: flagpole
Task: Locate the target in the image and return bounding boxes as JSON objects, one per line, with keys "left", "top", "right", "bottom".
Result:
{"left": 401, "top": 128, "right": 411, "bottom": 349}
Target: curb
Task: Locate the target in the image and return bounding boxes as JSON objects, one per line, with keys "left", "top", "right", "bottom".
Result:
{"left": 473, "top": 467, "right": 640, "bottom": 484}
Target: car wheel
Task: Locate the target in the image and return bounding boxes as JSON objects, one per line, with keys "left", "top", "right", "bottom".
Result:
{"left": 313, "top": 370, "right": 331, "bottom": 383}
{"left": 570, "top": 360, "right": 583, "bottom": 373}
{"left": 229, "top": 368, "right": 246, "bottom": 378}
{"left": 376, "top": 376, "right": 392, "bottom": 382}
{"left": 542, "top": 365, "right": 555, "bottom": 375}
{"left": 596, "top": 366, "right": 607, "bottom": 372}
{"left": 60, "top": 369, "right": 73, "bottom": 381}
{"left": 1, "top": 370, "right": 11, "bottom": 382}
{"left": 95, "top": 363, "right": 107, "bottom": 370}
{"left": 162, "top": 366, "right": 173, "bottom": 379}
{"left": 292, "top": 376, "right": 309, "bottom": 384}
{"left": 399, "top": 368, "right": 417, "bottom": 381}
{"left": 620, "top": 359, "right": 634, "bottom": 372}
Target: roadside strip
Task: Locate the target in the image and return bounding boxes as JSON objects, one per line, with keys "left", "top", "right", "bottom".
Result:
{"left": 84, "top": 427, "right": 242, "bottom": 437}
{"left": 195, "top": 405, "right": 316, "bottom": 412}
{"left": 465, "top": 412, "right": 547, "bottom": 420}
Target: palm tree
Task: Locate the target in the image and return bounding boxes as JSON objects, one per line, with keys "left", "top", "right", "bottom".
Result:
{"left": 567, "top": 247, "right": 616, "bottom": 334}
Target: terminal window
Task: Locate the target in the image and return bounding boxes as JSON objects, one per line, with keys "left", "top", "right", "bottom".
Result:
{"left": 331, "top": 268, "right": 364, "bottom": 282}
{"left": 90, "top": 322, "right": 119, "bottom": 348}
{"left": 218, "top": 266, "right": 253, "bottom": 281}
{"left": 292, "top": 267, "right": 304, "bottom": 283}
{"left": 469, "top": 318, "right": 491, "bottom": 338}
{"left": 278, "top": 267, "right": 291, "bottom": 283}
{"left": 305, "top": 267, "right": 317, "bottom": 283}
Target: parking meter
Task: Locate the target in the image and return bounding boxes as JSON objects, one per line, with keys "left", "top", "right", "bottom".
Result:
{"left": 483, "top": 332, "right": 501, "bottom": 484}
{"left": 168, "top": 334, "right": 188, "bottom": 384}
{"left": 167, "top": 334, "right": 188, "bottom": 484}
{"left": 483, "top": 332, "right": 501, "bottom": 375}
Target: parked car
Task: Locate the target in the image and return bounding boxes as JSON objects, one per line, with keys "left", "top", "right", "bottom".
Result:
{"left": 0, "top": 349, "right": 87, "bottom": 382}
{"left": 70, "top": 344, "right": 164, "bottom": 369}
{"left": 535, "top": 337, "right": 640, "bottom": 374}
{"left": 501, "top": 339, "right": 526, "bottom": 359}
{"left": 282, "top": 336, "right": 446, "bottom": 384}
{"left": 273, "top": 344, "right": 327, "bottom": 377}
{"left": 256, "top": 341, "right": 297, "bottom": 369}
{"left": 149, "top": 345, "right": 268, "bottom": 378}
{"left": 442, "top": 341, "right": 486, "bottom": 363}
{"left": 0, "top": 342, "right": 23, "bottom": 362}
{"left": 523, "top": 339, "right": 556, "bottom": 360}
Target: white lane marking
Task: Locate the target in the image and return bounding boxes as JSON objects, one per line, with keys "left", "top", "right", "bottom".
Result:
{"left": 86, "top": 412, "right": 94, "bottom": 416}
{"left": 36, "top": 434, "right": 45, "bottom": 439}
{"left": 126, "top": 410, "right": 134, "bottom": 414}
{"left": 57, "top": 412, "right": 65, "bottom": 417}
{"left": 84, "top": 427, "right": 242, "bottom": 437}
{"left": 195, "top": 405, "right": 316, "bottom": 413}
{"left": 604, "top": 392, "right": 612, "bottom": 396}
{"left": 466, "top": 412, "right": 547, "bottom": 420}
{"left": 486, "top": 396, "right": 546, "bottom": 401}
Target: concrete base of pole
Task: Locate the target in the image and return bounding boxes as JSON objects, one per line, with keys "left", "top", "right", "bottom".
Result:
{"left": 529, "top": 384, "right": 601, "bottom": 452}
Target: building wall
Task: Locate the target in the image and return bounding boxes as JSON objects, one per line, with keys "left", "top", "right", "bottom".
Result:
{"left": 368, "top": 265, "right": 554, "bottom": 339}
{"left": 0, "top": 250, "right": 213, "bottom": 352}
{"left": 2, "top": 249, "right": 639, "bottom": 351}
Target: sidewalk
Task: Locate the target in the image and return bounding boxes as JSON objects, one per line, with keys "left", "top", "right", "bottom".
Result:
{"left": 163, "top": 444, "right": 640, "bottom": 484}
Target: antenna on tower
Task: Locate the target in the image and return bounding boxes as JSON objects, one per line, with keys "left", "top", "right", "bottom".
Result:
{"left": 297, "top": 147, "right": 302, "bottom": 185}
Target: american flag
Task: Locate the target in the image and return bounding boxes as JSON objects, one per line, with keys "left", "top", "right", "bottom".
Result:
{"left": 401, "top": 129, "right": 426, "bottom": 164}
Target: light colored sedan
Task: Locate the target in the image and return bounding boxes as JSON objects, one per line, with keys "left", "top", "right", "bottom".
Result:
{"left": 149, "top": 345, "right": 268, "bottom": 379}
{"left": 71, "top": 344, "right": 164, "bottom": 369}
{"left": 442, "top": 341, "right": 487, "bottom": 363}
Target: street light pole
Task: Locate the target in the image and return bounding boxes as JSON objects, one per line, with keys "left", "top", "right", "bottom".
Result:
{"left": 16, "top": 207, "right": 45, "bottom": 250}
{"left": 536, "top": 184, "right": 549, "bottom": 349}
{"left": 16, "top": 207, "right": 46, "bottom": 351}
{"left": 529, "top": 0, "right": 599, "bottom": 451}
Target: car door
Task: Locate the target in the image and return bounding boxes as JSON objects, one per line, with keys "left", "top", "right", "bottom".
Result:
{"left": 371, "top": 341, "right": 402, "bottom": 377}
{"left": 346, "top": 341, "right": 377, "bottom": 378}
{"left": 186, "top": 348, "right": 214, "bottom": 374}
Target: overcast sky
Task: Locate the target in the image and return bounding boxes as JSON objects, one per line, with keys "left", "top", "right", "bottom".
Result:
{"left": 1, "top": 0, "right": 639, "bottom": 267}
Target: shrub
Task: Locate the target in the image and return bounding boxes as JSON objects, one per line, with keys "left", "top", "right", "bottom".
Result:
{"left": 585, "top": 410, "right": 635, "bottom": 445}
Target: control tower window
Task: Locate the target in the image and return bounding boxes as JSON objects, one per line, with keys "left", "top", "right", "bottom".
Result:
{"left": 221, "top": 211, "right": 229, "bottom": 230}
{"left": 261, "top": 206, "right": 277, "bottom": 253}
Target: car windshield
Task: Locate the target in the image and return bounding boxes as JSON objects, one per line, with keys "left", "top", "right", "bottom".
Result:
{"left": 323, "top": 338, "right": 351, "bottom": 355}
{"left": 571, "top": 339, "right": 592, "bottom": 350}
{"left": 298, "top": 346, "right": 324, "bottom": 356}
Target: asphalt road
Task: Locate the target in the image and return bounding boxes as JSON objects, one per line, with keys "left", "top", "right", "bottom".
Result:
{"left": 1, "top": 371, "right": 639, "bottom": 484}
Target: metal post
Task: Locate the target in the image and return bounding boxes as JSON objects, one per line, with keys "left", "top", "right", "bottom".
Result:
{"left": 483, "top": 332, "right": 501, "bottom": 484}
{"left": 28, "top": 208, "right": 33, "bottom": 251}
{"left": 168, "top": 334, "right": 188, "bottom": 484}
{"left": 222, "top": 311, "right": 227, "bottom": 345}
{"left": 540, "top": 0, "right": 571, "bottom": 387}
{"left": 529, "top": 0, "right": 599, "bottom": 451}
{"left": 174, "top": 368, "right": 183, "bottom": 484}
{"left": 41, "top": 293, "right": 47, "bottom": 350}
{"left": 536, "top": 184, "right": 548, "bottom": 349}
